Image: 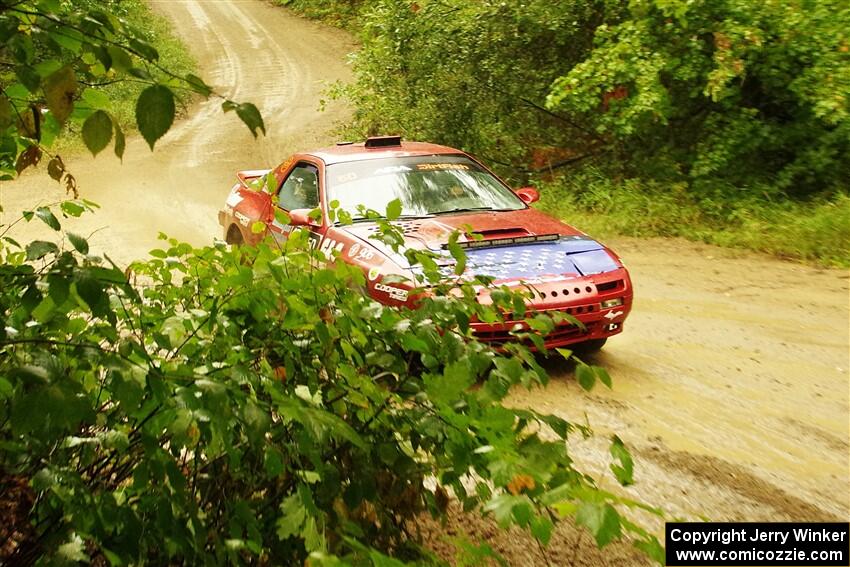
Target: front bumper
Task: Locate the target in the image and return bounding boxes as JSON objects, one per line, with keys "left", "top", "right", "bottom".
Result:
{"left": 470, "top": 268, "right": 633, "bottom": 349}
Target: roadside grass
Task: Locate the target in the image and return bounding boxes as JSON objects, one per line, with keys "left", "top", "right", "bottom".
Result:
{"left": 53, "top": 0, "right": 197, "bottom": 154}
{"left": 272, "top": 0, "right": 361, "bottom": 29}
{"left": 538, "top": 171, "right": 850, "bottom": 268}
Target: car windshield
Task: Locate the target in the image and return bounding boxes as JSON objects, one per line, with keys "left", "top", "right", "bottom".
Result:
{"left": 325, "top": 155, "right": 525, "bottom": 220}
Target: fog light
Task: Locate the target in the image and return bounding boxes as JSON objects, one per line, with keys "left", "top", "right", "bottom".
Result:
{"left": 601, "top": 297, "right": 623, "bottom": 308}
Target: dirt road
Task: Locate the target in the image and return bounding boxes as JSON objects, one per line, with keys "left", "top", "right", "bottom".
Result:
{"left": 1, "top": 1, "right": 847, "bottom": 563}
{"left": 1, "top": 0, "right": 355, "bottom": 265}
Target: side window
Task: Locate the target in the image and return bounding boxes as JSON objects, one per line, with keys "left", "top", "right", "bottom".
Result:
{"left": 277, "top": 163, "right": 319, "bottom": 211}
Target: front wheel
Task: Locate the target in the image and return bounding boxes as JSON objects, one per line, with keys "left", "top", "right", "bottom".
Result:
{"left": 226, "top": 225, "right": 244, "bottom": 246}
{"left": 573, "top": 338, "right": 607, "bottom": 353}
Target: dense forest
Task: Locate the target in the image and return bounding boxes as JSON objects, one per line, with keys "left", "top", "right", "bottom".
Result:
{"left": 283, "top": 0, "right": 850, "bottom": 264}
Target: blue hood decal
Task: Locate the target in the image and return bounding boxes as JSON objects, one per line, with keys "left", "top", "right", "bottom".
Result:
{"left": 459, "top": 236, "right": 619, "bottom": 280}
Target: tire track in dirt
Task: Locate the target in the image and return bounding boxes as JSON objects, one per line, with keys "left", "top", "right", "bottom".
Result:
{"left": 641, "top": 448, "right": 841, "bottom": 523}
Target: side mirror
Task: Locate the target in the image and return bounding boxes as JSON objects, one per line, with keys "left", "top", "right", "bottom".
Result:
{"left": 515, "top": 186, "right": 540, "bottom": 204}
{"left": 288, "top": 208, "right": 322, "bottom": 227}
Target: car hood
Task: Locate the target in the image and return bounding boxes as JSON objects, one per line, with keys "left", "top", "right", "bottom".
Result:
{"left": 338, "top": 208, "right": 621, "bottom": 282}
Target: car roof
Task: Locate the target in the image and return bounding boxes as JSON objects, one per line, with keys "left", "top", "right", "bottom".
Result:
{"left": 306, "top": 140, "right": 465, "bottom": 165}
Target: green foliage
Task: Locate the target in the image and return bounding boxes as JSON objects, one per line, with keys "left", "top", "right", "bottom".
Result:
{"left": 330, "top": 0, "right": 848, "bottom": 198}
{"left": 293, "top": 0, "right": 849, "bottom": 263}
{"left": 0, "top": 205, "right": 663, "bottom": 564}
{"left": 545, "top": 0, "right": 850, "bottom": 197}
{"left": 0, "top": 0, "right": 260, "bottom": 180}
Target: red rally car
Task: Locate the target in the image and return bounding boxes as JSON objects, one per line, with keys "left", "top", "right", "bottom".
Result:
{"left": 218, "top": 136, "right": 632, "bottom": 351}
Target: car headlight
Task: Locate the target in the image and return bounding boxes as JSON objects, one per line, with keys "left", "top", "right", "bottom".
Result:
{"left": 600, "top": 297, "right": 623, "bottom": 308}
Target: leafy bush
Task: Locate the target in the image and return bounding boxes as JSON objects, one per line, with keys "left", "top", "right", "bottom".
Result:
{"left": 329, "top": 0, "right": 849, "bottom": 198}
{"left": 545, "top": 0, "right": 850, "bottom": 198}
{"left": 0, "top": 204, "right": 663, "bottom": 564}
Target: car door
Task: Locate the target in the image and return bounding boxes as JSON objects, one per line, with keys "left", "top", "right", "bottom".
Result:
{"left": 269, "top": 160, "right": 325, "bottom": 248}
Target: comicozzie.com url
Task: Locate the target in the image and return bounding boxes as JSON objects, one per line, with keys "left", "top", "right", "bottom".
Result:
{"left": 665, "top": 522, "right": 849, "bottom": 566}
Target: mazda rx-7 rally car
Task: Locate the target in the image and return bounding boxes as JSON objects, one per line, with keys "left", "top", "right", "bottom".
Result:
{"left": 218, "top": 136, "right": 632, "bottom": 351}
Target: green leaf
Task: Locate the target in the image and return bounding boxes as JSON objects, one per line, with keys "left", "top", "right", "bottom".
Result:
{"left": 185, "top": 73, "right": 212, "bottom": 96}
{"left": 81, "top": 88, "right": 112, "bottom": 110}
{"left": 35, "top": 207, "right": 61, "bottom": 230}
{"left": 555, "top": 347, "right": 573, "bottom": 360}
{"left": 448, "top": 239, "right": 467, "bottom": 276}
{"left": 386, "top": 198, "right": 402, "bottom": 221}
{"left": 42, "top": 66, "right": 76, "bottom": 124}
{"left": 128, "top": 37, "right": 159, "bottom": 61}
{"left": 595, "top": 365, "right": 612, "bottom": 388}
{"left": 634, "top": 537, "right": 665, "bottom": 564}
{"left": 276, "top": 494, "right": 306, "bottom": 540}
{"left": 576, "top": 502, "right": 621, "bottom": 548}
{"left": 575, "top": 363, "right": 595, "bottom": 391}
{"left": 264, "top": 447, "right": 284, "bottom": 478}
{"left": 49, "top": 28, "right": 83, "bottom": 53}
{"left": 251, "top": 221, "right": 266, "bottom": 234}
{"left": 82, "top": 110, "right": 113, "bottom": 156}
{"left": 107, "top": 46, "right": 133, "bottom": 72}
{"left": 67, "top": 232, "right": 89, "bottom": 255}
{"left": 369, "top": 550, "right": 408, "bottom": 567}
{"left": 114, "top": 122, "right": 126, "bottom": 159}
{"left": 75, "top": 274, "right": 110, "bottom": 318}
{"left": 530, "top": 515, "right": 554, "bottom": 545}
{"left": 235, "top": 102, "right": 266, "bottom": 137}
{"left": 609, "top": 435, "right": 634, "bottom": 486}
{"left": 48, "top": 274, "right": 70, "bottom": 305}
{"left": 16, "top": 66, "right": 41, "bottom": 93}
{"left": 136, "top": 85, "right": 175, "bottom": 150}
{"left": 60, "top": 200, "right": 86, "bottom": 217}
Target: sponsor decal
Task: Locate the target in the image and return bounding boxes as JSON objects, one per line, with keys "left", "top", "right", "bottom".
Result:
{"left": 234, "top": 211, "right": 251, "bottom": 227}
{"left": 520, "top": 275, "right": 571, "bottom": 285}
{"left": 225, "top": 193, "right": 244, "bottom": 207}
{"left": 319, "top": 237, "right": 344, "bottom": 257}
{"left": 348, "top": 242, "right": 375, "bottom": 261}
{"left": 374, "top": 165, "right": 412, "bottom": 175}
{"left": 307, "top": 233, "right": 321, "bottom": 250}
{"left": 336, "top": 172, "right": 358, "bottom": 183}
{"left": 416, "top": 163, "right": 470, "bottom": 171}
{"left": 604, "top": 310, "right": 623, "bottom": 321}
{"left": 367, "top": 267, "right": 380, "bottom": 281}
{"left": 374, "top": 282, "right": 409, "bottom": 301}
